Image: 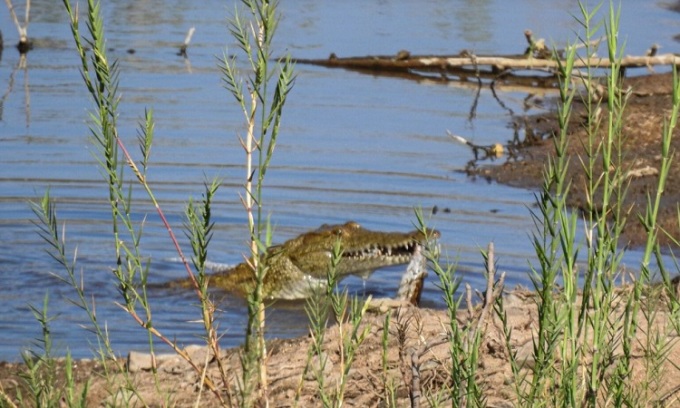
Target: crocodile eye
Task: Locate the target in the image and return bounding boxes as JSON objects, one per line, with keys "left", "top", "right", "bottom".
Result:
{"left": 345, "top": 221, "right": 361, "bottom": 229}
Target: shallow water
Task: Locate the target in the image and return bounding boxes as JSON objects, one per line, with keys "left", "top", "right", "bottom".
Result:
{"left": 0, "top": 1, "right": 678, "bottom": 361}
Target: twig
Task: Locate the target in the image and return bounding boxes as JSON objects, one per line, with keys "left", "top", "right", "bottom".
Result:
{"left": 24, "top": 0, "right": 29, "bottom": 30}
{"left": 4, "top": 0, "right": 26, "bottom": 40}
{"left": 0, "top": 388, "right": 19, "bottom": 408}
{"left": 178, "top": 26, "right": 195, "bottom": 57}
{"left": 564, "top": 35, "right": 606, "bottom": 55}
{"left": 466, "top": 283, "right": 474, "bottom": 320}
{"left": 409, "top": 334, "right": 453, "bottom": 408}
{"left": 410, "top": 350, "right": 421, "bottom": 408}
{"left": 447, "top": 130, "right": 504, "bottom": 160}
{"left": 194, "top": 344, "right": 212, "bottom": 408}
{"left": 474, "top": 243, "right": 505, "bottom": 337}
{"left": 4, "top": 0, "right": 31, "bottom": 52}
{"left": 490, "top": 70, "right": 516, "bottom": 116}
{"left": 466, "top": 51, "right": 482, "bottom": 123}
{"left": 115, "top": 302, "right": 222, "bottom": 398}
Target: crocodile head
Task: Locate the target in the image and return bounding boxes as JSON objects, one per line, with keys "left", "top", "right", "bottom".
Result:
{"left": 205, "top": 221, "right": 439, "bottom": 299}
{"left": 282, "top": 221, "right": 434, "bottom": 279}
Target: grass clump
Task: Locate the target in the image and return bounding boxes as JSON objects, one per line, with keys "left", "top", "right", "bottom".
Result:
{"left": 300, "top": 239, "right": 372, "bottom": 407}
{"left": 13, "top": 293, "right": 89, "bottom": 408}
{"left": 29, "top": 0, "right": 232, "bottom": 403}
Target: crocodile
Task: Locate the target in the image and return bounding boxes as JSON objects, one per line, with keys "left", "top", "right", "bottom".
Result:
{"left": 168, "top": 221, "right": 438, "bottom": 300}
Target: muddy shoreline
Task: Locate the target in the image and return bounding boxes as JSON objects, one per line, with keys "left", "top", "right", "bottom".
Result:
{"left": 473, "top": 71, "right": 680, "bottom": 247}
{"left": 3, "top": 288, "right": 680, "bottom": 406}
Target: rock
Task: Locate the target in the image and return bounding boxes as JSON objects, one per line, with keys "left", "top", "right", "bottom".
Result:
{"left": 184, "top": 344, "right": 213, "bottom": 364}
{"left": 127, "top": 350, "right": 191, "bottom": 373}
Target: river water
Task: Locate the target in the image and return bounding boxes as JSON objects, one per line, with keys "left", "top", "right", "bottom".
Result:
{"left": 0, "top": 1, "right": 678, "bottom": 361}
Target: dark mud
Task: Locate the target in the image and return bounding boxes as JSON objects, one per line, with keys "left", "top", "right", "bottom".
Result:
{"left": 473, "top": 72, "right": 680, "bottom": 248}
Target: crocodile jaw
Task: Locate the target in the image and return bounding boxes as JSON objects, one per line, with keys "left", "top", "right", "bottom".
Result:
{"left": 334, "top": 238, "right": 423, "bottom": 278}
{"left": 254, "top": 222, "right": 437, "bottom": 299}
{"left": 273, "top": 242, "right": 427, "bottom": 299}
{"left": 286, "top": 222, "right": 436, "bottom": 279}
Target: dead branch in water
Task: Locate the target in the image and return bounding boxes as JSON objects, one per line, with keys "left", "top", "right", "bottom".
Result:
{"left": 448, "top": 131, "right": 506, "bottom": 161}
{"left": 296, "top": 52, "right": 680, "bottom": 83}
{"left": 294, "top": 29, "right": 678, "bottom": 89}
{"left": 177, "top": 26, "right": 195, "bottom": 57}
{"left": 4, "top": 0, "right": 31, "bottom": 53}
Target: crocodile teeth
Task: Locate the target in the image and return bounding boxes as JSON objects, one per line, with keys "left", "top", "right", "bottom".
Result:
{"left": 343, "top": 240, "right": 419, "bottom": 261}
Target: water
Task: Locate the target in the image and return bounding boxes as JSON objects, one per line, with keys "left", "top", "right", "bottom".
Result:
{"left": 0, "top": 1, "right": 678, "bottom": 361}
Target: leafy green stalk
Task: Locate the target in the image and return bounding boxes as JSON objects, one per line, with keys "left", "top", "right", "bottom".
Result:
{"left": 415, "top": 210, "right": 483, "bottom": 406}
{"left": 219, "top": 0, "right": 295, "bottom": 403}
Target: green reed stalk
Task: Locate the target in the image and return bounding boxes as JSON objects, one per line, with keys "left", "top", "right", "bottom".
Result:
{"left": 298, "top": 236, "right": 373, "bottom": 407}
{"left": 553, "top": 19, "right": 579, "bottom": 407}
{"left": 522, "top": 40, "right": 575, "bottom": 400}
{"left": 299, "top": 241, "right": 340, "bottom": 407}
{"left": 219, "top": 0, "right": 295, "bottom": 404}
{"left": 653, "top": 70, "right": 680, "bottom": 336}
{"left": 331, "top": 295, "right": 371, "bottom": 408}
{"left": 414, "top": 209, "right": 487, "bottom": 407}
{"left": 629, "top": 68, "right": 680, "bottom": 406}
{"left": 574, "top": 2, "right": 604, "bottom": 333}
{"left": 15, "top": 293, "right": 88, "bottom": 408}
{"left": 581, "top": 4, "right": 631, "bottom": 404}
{"left": 31, "top": 189, "right": 142, "bottom": 404}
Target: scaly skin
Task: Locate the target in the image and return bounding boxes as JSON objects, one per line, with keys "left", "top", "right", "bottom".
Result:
{"left": 169, "top": 221, "right": 438, "bottom": 299}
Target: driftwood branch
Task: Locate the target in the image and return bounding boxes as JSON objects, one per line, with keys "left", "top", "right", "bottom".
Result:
{"left": 178, "top": 26, "right": 195, "bottom": 57}
{"left": 297, "top": 52, "right": 680, "bottom": 76}
{"left": 294, "top": 27, "right": 678, "bottom": 89}
{"left": 4, "top": 0, "right": 32, "bottom": 53}
{"left": 448, "top": 131, "right": 505, "bottom": 161}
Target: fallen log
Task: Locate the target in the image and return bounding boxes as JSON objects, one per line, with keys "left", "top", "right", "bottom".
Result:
{"left": 295, "top": 51, "right": 680, "bottom": 78}
{"left": 294, "top": 30, "right": 678, "bottom": 90}
{"left": 293, "top": 29, "right": 676, "bottom": 88}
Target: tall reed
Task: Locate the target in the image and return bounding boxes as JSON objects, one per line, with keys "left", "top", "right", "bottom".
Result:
{"left": 219, "top": 0, "right": 295, "bottom": 404}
